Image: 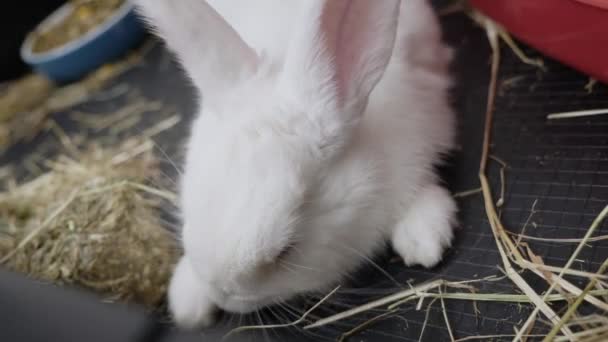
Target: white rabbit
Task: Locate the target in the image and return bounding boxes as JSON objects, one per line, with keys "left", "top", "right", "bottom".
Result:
{"left": 136, "top": 0, "right": 457, "bottom": 329}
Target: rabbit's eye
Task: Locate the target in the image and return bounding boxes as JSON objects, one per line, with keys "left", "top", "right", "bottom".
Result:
{"left": 275, "top": 244, "right": 294, "bottom": 261}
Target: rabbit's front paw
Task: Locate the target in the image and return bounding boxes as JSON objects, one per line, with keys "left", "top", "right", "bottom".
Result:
{"left": 391, "top": 184, "right": 457, "bottom": 268}
{"left": 168, "top": 256, "right": 218, "bottom": 329}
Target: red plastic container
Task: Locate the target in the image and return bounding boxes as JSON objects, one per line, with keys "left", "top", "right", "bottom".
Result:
{"left": 470, "top": 0, "right": 608, "bottom": 83}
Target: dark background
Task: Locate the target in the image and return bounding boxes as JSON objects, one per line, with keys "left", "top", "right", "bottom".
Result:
{"left": 0, "top": 1, "right": 67, "bottom": 81}
{"left": 1, "top": 1, "right": 607, "bottom": 341}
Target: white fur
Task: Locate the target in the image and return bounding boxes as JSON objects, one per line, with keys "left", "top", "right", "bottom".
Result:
{"left": 168, "top": 257, "right": 217, "bottom": 329}
{"left": 392, "top": 184, "right": 458, "bottom": 268}
{"left": 136, "top": 0, "right": 457, "bottom": 329}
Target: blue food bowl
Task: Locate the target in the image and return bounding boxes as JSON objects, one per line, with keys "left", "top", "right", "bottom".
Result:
{"left": 20, "top": 1, "right": 146, "bottom": 84}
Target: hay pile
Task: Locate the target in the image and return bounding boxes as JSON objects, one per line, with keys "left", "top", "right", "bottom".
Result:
{"left": 0, "top": 31, "right": 175, "bottom": 308}
{"left": 0, "top": 138, "right": 179, "bottom": 307}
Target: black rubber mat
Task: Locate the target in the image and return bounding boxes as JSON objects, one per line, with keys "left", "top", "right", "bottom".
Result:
{"left": 1, "top": 7, "right": 607, "bottom": 342}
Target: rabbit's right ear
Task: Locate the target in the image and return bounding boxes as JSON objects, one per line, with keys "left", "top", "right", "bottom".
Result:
{"left": 135, "top": 0, "right": 258, "bottom": 101}
{"left": 280, "top": 0, "right": 400, "bottom": 140}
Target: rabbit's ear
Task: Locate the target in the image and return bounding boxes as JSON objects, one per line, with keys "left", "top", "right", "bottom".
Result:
{"left": 136, "top": 0, "right": 258, "bottom": 99}
{"left": 282, "top": 0, "right": 400, "bottom": 119}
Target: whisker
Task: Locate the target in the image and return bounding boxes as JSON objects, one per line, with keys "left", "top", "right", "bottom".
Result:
{"left": 278, "top": 262, "right": 299, "bottom": 276}
{"left": 136, "top": 128, "right": 183, "bottom": 176}
{"left": 275, "top": 302, "right": 336, "bottom": 341}
{"left": 255, "top": 310, "right": 271, "bottom": 342}
{"left": 286, "top": 246, "right": 360, "bottom": 284}
{"left": 155, "top": 168, "right": 179, "bottom": 188}
{"left": 290, "top": 245, "right": 307, "bottom": 259}
{"left": 276, "top": 300, "right": 301, "bottom": 316}
{"left": 338, "top": 244, "right": 403, "bottom": 289}
{"left": 237, "top": 313, "right": 244, "bottom": 328}
{"left": 263, "top": 310, "right": 284, "bottom": 341}
{"left": 156, "top": 160, "right": 183, "bottom": 178}
{"left": 271, "top": 303, "right": 333, "bottom": 341}
{"left": 279, "top": 301, "right": 309, "bottom": 321}
{"left": 158, "top": 153, "right": 183, "bottom": 177}
{"left": 266, "top": 305, "right": 285, "bottom": 325}
{"left": 281, "top": 260, "right": 319, "bottom": 272}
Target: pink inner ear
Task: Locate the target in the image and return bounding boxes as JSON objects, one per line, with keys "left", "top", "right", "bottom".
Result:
{"left": 317, "top": 0, "right": 399, "bottom": 107}
{"left": 319, "top": 1, "right": 379, "bottom": 103}
{"left": 319, "top": 0, "right": 354, "bottom": 104}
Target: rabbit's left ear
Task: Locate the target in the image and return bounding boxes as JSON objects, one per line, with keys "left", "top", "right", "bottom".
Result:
{"left": 135, "top": 0, "right": 258, "bottom": 101}
{"left": 281, "top": 0, "right": 400, "bottom": 117}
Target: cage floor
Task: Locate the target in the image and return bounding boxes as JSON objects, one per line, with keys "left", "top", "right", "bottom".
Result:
{"left": 2, "top": 8, "right": 607, "bottom": 342}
